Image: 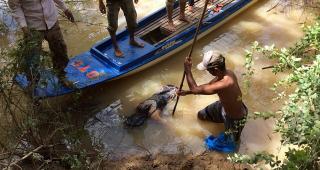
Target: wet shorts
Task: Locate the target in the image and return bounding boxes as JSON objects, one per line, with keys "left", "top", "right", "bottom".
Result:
{"left": 198, "top": 101, "right": 248, "bottom": 141}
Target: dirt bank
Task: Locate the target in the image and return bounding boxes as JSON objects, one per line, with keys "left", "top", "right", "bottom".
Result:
{"left": 102, "top": 151, "right": 251, "bottom": 170}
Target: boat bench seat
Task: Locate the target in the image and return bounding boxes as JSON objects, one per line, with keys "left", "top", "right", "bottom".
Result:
{"left": 91, "top": 36, "right": 156, "bottom": 72}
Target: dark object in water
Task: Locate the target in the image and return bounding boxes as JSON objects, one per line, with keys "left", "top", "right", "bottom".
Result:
{"left": 125, "top": 113, "right": 148, "bottom": 127}
{"left": 125, "top": 85, "right": 178, "bottom": 127}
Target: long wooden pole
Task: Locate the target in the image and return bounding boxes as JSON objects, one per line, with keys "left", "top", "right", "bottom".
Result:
{"left": 172, "top": 0, "right": 210, "bottom": 115}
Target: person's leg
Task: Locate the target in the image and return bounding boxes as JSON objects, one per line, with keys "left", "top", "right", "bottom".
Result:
{"left": 235, "top": 103, "right": 248, "bottom": 141}
{"left": 166, "top": 0, "right": 176, "bottom": 32}
{"left": 224, "top": 117, "right": 246, "bottom": 142}
{"left": 197, "top": 101, "right": 224, "bottom": 123}
{"left": 106, "top": 1, "right": 123, "bottom": 57}
{"left": 44, "top": 22, "right": 76, "bottom": 88}
{"left": 188, "top": 0, "right": 194, "bottom": 12}
{"left": 224, "top": 104, "right": 248, "bottom": 141}
{"left": 188, "top": 0, "right": 194, "bottom": 6}
{"left": 44, "top": 22, "right": 69, "bottom": 78}
{"left": 179, "top": 0, "right": 190, "bottom": 22}
{"left": 121, "top": 0, "right": 143, "bottom": 48}
{"left": 22, "top": 30, "right": 43, "bottom": 86}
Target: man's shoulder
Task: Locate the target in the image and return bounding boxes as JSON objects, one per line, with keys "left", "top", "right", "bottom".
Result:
{"left": 225, "top": 70, "right": 238, "bottom": 79}
{"left": 225, "top": 69, "right": 236, "bottom": 75}
{"left": 220, "top": 71, "right": 237, "bottom": 85}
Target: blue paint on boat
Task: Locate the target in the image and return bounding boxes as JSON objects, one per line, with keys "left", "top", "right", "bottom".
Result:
{"left": 15, "top": 0, "right": 256, "bottom": 98}
{"left": 92, "top": 37, "right": 156, "bottom": 72}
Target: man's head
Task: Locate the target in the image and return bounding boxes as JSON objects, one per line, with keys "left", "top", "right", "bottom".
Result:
{"left": 197, "top": 50, "right": 226, "bottom": 75}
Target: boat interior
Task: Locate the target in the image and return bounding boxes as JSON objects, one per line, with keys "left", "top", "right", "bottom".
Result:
{"left": 137, "top": 0, "right": 235, "bottom": 45}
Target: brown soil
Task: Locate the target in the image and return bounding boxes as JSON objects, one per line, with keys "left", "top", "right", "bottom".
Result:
{"left": 102, "top": 151, "right": 252, "bottom": 170}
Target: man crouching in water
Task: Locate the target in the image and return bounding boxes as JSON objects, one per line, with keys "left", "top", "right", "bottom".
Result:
{"left": 178, "top": 50, "right": 248, "bottom": 142}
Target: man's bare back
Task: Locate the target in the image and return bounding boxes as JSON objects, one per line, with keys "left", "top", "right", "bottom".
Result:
{"left": 215, "top": 70, "right": 244, "bottom": 119}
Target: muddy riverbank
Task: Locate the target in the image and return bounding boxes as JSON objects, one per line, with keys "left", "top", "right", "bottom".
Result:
{"left": 102, "top": 152, "right": 252, "bottom": 170}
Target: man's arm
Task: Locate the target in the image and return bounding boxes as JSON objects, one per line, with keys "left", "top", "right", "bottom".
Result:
{"left": 99, "top": 0, "right": 106, "bottom": 14}
{"left": 185, "top": 70, "right": 227, "bottom": 95}
{"left": 53, "top": 0, "right": 68, "bottom": 12}
{"left": 8, "top": 0, "right": 27, "bottom": 29}
{"left": 184, "top": 57, "right": 228, "bottom": 95}
{"left": 53, "top": 0, "right": 74, "bottom": 22}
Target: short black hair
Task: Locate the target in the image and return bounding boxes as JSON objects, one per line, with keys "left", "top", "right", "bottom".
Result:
{"left": 207, "top": 54, "right": 226, "bottom": 71}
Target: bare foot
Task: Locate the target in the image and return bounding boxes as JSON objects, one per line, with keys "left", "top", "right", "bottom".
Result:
{"left": 179, "top": 16, "right": 191, "bottom": 23}
{"left": 115, "top": 48, "right": 124, "bottom": 57}
{"left": 130, "top": 39, "right": 144, "bottom": 48}
{"left": 167, "top": 22, "right": 176, "bottom": 32}
{"left": 188, "top": 6, "right": 194, "bottom": 12}
{"left": 59, "top": 76, "right": 77, "bottom": 89}
{"left": 61, "top": 79, "right": 77, "bottom": 89}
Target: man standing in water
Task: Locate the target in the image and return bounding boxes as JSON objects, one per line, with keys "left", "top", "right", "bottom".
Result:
{"left": 178, "top": 50, "right": 248, "bottom": 141}
{"left": 8, "top": 0, "right": 75, "bottom": 88}
{"left": 99, "top": 0, "right": 144, "bottom": 57}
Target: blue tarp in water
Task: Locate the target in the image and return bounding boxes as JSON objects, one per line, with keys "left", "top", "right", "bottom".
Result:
{"left": 205, "top": 132, "right": 236, "bottom": 153}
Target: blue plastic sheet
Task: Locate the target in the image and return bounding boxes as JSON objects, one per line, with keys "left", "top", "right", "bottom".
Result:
{"left": 205, "top": 132, "right": 236, "bottom": 153}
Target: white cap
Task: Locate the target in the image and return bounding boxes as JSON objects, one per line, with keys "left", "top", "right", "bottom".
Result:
{"left": 197, "top": 50, "right": 222, "bottom": 70}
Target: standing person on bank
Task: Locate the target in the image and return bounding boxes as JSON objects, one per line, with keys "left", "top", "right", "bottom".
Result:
{"left": 178, "top": 50, "right": 248, "bottom": 141}
{"left": 8, "top": 0, "right": 75, "bottom": 88}
{"left": 99, "top": 0, "right": 144, "bottom": 57}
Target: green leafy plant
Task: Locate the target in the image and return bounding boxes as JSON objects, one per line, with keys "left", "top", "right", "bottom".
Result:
{"left": 0, "top": 26, "right": 99, "bottom": 170}
{"left": 232, "top": 18, "right": 320, "bottom": 169}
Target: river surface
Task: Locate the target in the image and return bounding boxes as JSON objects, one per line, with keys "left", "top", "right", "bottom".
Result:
{"left": 1, "top": 0, "right": 307, "bottom": 159}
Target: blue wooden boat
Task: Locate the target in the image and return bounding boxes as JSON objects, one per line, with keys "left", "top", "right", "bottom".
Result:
{"left": 15, "top": 0, "right": 257, "bottom": 98}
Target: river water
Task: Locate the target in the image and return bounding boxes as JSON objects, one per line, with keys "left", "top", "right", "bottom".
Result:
{"left": 0, "top": 0, "right": 307, "bottom": 159}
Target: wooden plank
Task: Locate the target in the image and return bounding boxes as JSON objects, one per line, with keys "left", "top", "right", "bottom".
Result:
{"left": 160, "top": 0, "right": 232, "bottom": 33}
{"left": 156, "top": 0, "right": 233, "bottom": 43}
{"left": 136, "top": 0, "right": 204, "bottom": 37}
{"left": 158, "top": 0, "right": 213, "bottom": 39}
{"left": 136, "top": 0, "right": 234, "bottom": 42}
{"left": 149, "top": 0, "right": 211, "bottom": 34}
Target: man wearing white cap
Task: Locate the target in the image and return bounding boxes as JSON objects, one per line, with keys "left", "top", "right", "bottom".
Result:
{"left": 178, "top": 50, "right": 248, "bottom": 141}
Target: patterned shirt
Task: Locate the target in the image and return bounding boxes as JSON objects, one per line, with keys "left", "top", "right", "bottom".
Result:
{"left": 8, "top": 0, "right": 68, "bottom": 30}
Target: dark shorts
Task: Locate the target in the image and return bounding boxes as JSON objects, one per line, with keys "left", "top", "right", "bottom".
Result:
{"left": 198, "top": 101, "right": 248, "bottom": 141}
{"left": 106, "top": 0, "right": 137, "bottom": 34}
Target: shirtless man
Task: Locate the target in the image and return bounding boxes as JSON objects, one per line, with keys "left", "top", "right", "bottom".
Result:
{"left": 166, "top": 0, "right": 190, "bottom": 32}
{"left": 178, "top": 50, "right": 248, "bottom": 141}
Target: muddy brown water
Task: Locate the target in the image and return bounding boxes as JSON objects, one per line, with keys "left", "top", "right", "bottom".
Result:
{"left": 1, "top": 0, "right": 308, "bottom": 159}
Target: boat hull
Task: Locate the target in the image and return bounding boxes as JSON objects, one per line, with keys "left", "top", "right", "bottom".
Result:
{"left": 15, "top": 0, "right": 257, "bottom": 97}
